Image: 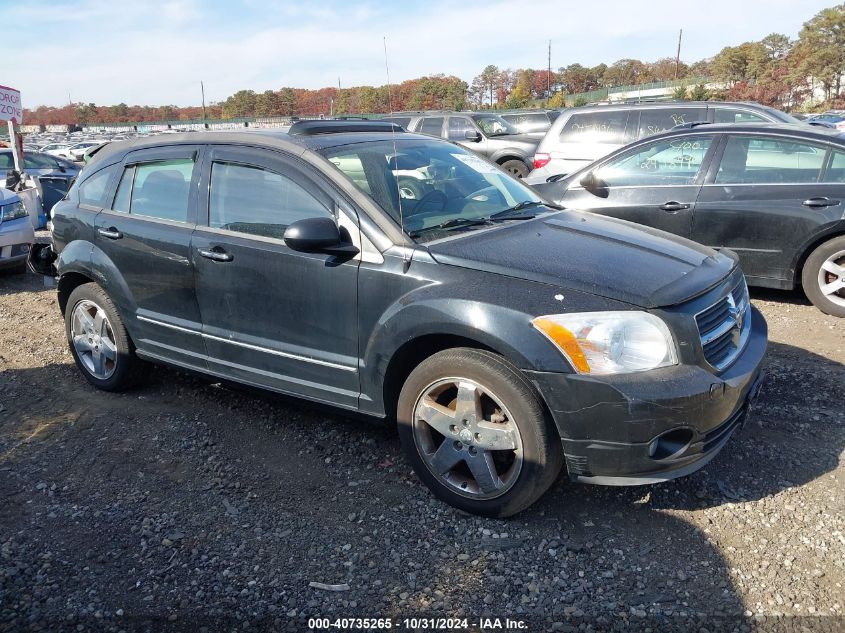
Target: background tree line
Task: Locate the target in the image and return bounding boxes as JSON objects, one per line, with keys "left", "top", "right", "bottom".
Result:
{"left": 22, "top": 3, "right": 845, "bottom": 126}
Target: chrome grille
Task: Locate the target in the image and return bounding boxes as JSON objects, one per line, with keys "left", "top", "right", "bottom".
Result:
{"left": 695, "top": 279, "right": 750, "bottom": 371}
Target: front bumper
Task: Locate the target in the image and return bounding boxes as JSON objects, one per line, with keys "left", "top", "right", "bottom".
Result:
{"left": 0, "top": 218, "right": 35, "bottom": 269}
{"left": 525, "top": 306, "right": 768, "bottom": 484}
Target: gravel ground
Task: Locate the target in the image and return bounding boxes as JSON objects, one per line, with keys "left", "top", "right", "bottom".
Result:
{"left": 0, "top": 268, "right": 843, "bottom": 633}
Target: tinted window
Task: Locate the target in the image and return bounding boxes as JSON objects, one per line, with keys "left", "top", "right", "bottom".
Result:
{"left": 78, "top": 167, "right": 115, "bottom": 206}
{"left": 130, "top": 159, "right": 193, "bottom": 222}
{"left": 0, "top": 152, "right": 13, "bottom": 169}
{"left": 502, "top": 113, "right": 550, "bottom": 132}
{"left": 112, "top": 166, "right": 134, "bottom": 212}
{"left": 715, "top": 136, "right": 826, "bottom": 184}
{"left": 595, "top": 136, "right": 714, "bottom": 187}
{"left": 559, "top": 111, "right": 628, "bottom": 144}
{"left": 823, "top": 150, "right": 845, "bottom": 183}
{"left": 383, "top": 117, "right": 411, "bottom": 128}
{"left": 209, "top": 162, "right": 331, "bottom": 239}
{"left": 715, "top": 108, "right": 767, "bottom": 124}
{"left": 447, "top": 117, "right": 476, "bottom": 141}
{"left": 636, "top": 108, "right": 706, "bottom": 137}
{"left": 24, "top": 153, "right": 59, "bottom": 169}
{"left": 419, "top": 117, "right": 444, "bottom": 137}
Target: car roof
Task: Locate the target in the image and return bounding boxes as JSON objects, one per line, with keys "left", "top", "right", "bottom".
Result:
{"left": 89, "top": 129, "right": 441, "bottom": 166}
{"left": 651, "top": 122, "right": 845, "bottom": 142}
{"left": 572, "top": 100, "right": 774, "bottom": 110}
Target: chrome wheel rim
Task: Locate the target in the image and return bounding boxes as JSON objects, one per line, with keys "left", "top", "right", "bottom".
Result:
{"left": 818, "top": 249, "right": 845, "bottom": 308}
{"left": 412, "top": 378, "right": 523, "bottom": 500}
{"left": 70, "top": 300, "right": 118, "bottom": 379}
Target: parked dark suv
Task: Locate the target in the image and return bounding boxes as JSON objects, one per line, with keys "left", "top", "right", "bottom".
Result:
{"left": 31, "top": 121, "right": 767, "bottom": 517}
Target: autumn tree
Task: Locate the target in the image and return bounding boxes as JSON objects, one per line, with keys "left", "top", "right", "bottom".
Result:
{"left": 794, "top": 4, "right": 845, "bottom": 101}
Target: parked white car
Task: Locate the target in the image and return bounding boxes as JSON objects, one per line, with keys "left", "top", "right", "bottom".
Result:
{"left": 40, "top": 143, "right": 72, "bottom": 157}
{"left": 66, "top": 141, "right": 105, "bottom": 161}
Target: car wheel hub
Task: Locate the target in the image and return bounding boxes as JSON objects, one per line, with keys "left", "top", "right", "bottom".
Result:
{"left": 412, "top": 378, "right": 523, "bottom": 500}
{"left": 70, "top": 300, "right": 118, "bottom": 380}
{"left": 818, "top": 250, "right": 845, "bottom": 307}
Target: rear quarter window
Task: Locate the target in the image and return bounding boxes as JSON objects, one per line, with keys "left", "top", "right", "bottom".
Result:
{"left": 77, "top": 165, "right": 117, "bottom": 207}
{"left": 559, "top": 111, "right": 629, "bottom": 144}
{"left": 635, "top": 108, "right": 707, "bottom": 138}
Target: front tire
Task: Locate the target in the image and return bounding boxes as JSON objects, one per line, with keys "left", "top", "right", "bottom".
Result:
{"left": 65, "top": 283, "right": 143, "bottom": 391}
{"left": 397, "top": 348, "right": 563, "bottom": 518}
{"left": 802, "top": 236, "right": 845, "bottom": 317}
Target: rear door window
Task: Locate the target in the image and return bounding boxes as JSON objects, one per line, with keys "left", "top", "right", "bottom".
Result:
{"left": 418, "top": 117, "right": 445, "bottom": 137}
{"left": 714, "top": 136, "right": 827, "bottom": 184}
{"left": 822, "top": 150, "right": 845, "bottom": 183}
{"left": 635, "top": 108, "right": 707, "bottom": 138}
{"left": 129, "top": 159, "right": 194, "bottom": 222}
{"left": 559, "top": 111, "right": 629, "bottom": 144}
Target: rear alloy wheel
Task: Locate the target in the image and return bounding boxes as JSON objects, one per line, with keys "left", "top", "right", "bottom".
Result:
{"left": 499, "top": 159, "right": 529, "bottom": 179}
{"left": 65, "top": 283, "right": 144, "bottom": 391}
{"left": 802, "top": 237, "right": 845, "bottom": 317}
{"left": 397, "top": 348, "right": 562, "bottom": 517}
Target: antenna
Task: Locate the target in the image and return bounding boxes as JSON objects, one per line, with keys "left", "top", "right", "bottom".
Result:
{"left": 383, "top": 36, "right": 409, "bottom": 268}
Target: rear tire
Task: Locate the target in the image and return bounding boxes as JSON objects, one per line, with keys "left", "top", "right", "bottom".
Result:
{"left": 499, "top": 159, "right": 529, "bottom": 179}
{"left": 65, "top": 283, "right": 144, "bottom": 391}
{"left": 802, "top": 236, "right": 845, "bottom": 318}
{"left": 397, "top": 348, "right": 563, "bottom": 518}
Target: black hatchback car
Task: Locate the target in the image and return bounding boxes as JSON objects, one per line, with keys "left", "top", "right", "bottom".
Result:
{"left": 532, "top": 123, "right": 845, "bottom": 317}
{"left": 32, "top": 121, "right": 767, "bottom": 517}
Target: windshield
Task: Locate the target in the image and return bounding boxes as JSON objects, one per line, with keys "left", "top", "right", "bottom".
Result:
{"left": 320, "top": 138, "right": 549, "bottom": 243}
{"left": 764, "top": 107, "right": 802, "bottom": 124}
{"left": 471, "top": 114, "right": 520, "bottom": 137}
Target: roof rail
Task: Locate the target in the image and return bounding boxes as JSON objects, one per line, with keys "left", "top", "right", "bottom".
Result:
{"left": 288, "top": 120, "right": 406, "bottom": 136}
{"left": 671, "top": 121, "right": 712, "bottom": 130}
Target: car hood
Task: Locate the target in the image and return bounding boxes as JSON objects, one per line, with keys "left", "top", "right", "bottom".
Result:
{"left": 0, "top": 187, "right": 21, "bottom": 205}
{"left": 426, "top": 210, "right": 737, "bottom": 308}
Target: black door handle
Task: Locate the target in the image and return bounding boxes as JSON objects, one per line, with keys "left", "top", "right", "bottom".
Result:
{"left": 659, "top": 201, "right": 691, "bottom": 213}
{"left": 199, "top": 249, "right": 233, "bottom": 262}
{"left": 803, "top": 197, "right": 840, "bottom": 208}
{"left": 97, "top": 227, "right": 123, "bottom": 240}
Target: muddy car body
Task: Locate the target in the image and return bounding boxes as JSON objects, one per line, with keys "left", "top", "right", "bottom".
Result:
{"left": 32, "top": 122, "right": 767, "bottom": 516}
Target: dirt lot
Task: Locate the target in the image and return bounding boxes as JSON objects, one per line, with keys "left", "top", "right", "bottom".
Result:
{"left": 0, "top": 268, "right": 843, "bottom": 632}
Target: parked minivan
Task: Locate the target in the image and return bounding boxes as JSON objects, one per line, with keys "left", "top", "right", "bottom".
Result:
{"left": 30, "top": 121, "right": 767, "bottom": 517}
{"left": 526, "top": 101, "right": 802, "bottom": 184}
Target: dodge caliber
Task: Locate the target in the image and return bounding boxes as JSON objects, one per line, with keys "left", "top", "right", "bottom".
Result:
{"left": 31, "top": 121, "right": 767, "bottom": 517}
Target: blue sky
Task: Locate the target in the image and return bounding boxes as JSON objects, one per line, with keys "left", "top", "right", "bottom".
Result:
{"left": 3, "top": 0, "right": 837, "bottom": 108}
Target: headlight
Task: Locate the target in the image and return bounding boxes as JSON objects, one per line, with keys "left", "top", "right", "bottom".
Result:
{"left": 532, "top": 311, "right": 678, "bottom": 375}
{"left": 0, "top": 201, "right": 28, "bottom": 223}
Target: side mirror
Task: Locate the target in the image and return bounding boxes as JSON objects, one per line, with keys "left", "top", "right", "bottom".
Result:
{"left": 579, "top": 171, "right": 609, "bottom": 198}
{"left": 283, "top": 217, "right": 359, "bottom": 257}
{"left": 464, "top": 130, "right": 482, "bottom": 142}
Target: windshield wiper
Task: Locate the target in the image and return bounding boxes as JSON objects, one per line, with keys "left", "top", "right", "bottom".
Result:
{"left": 408, "top": 217, "right": 492, "bottom": 238}
{"left": 488, "top": 200, "right": 562, "bottom": 220}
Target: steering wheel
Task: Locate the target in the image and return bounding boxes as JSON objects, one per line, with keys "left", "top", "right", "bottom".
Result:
{"left": 411, "top": 189, "right": 448, "bottom": 215}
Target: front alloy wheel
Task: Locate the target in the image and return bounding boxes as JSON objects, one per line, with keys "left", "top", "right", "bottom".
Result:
{"left": 397, "top": 348, "right": 563, "bottom": 517}
{"left": 413, "top": 378, "right": 523, "bottom": 499}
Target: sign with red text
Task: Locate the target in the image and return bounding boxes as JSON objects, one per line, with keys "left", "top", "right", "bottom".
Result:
{"left": 0, "top": 85, "right": 23, "bottom": 123}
